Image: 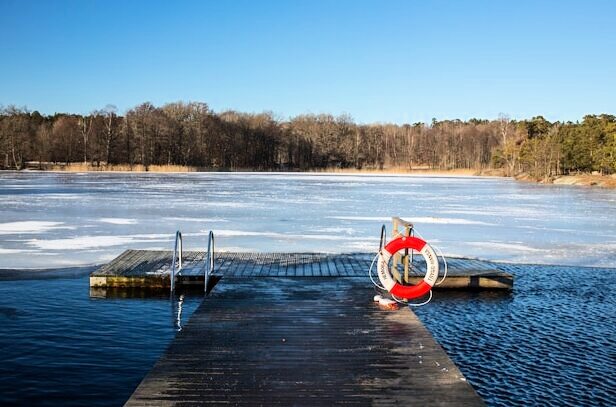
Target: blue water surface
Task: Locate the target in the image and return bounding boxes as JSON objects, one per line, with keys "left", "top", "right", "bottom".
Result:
{"left": 416, "top": 263, "right": 616, "bottom": 407}
{"left": 0, "top": 271, "right": 201, "bottom": 406}
{"left": 0, "top": 264, "right": 614, "bottom": 406}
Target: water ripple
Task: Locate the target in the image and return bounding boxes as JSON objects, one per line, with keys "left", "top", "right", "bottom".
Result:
{"left": 0, "top": 273, "right": 201, "bottom": 406}
{"left": 415, "top": 264, "right": 616, "bottom": 407}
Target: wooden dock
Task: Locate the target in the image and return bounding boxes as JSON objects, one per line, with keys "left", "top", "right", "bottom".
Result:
{"left": 87, "top": 250, "right": 508, "bottom": 404}
{"left": 90, "top": 250, "right": 513, "bottom": 291}
{"left": 125, "top": 277, "right": 485, "bottom": 406}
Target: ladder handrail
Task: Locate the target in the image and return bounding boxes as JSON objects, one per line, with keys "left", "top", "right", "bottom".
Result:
{"left": 379, "top": 224, "right": 387, "bottom": 250}
{"left": 204, "top": 231, "right": 215, "bottom": 293}
{"left": 171, "top": 230, "right": 182, "bottom": 293}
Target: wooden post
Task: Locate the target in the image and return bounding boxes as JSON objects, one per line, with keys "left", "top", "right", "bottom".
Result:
{"left": 403, "top": 225, "right": 411, "bottom": 283}
{"left": 391, "top": 217, "right": 414, "bottom": 284}
{"left": 391, "top": 217, "right": 401, "bottom": 282}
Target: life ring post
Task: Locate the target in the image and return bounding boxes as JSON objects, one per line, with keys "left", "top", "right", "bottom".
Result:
{"left": 391, "top": 217, "right": 414, "bottom": 283}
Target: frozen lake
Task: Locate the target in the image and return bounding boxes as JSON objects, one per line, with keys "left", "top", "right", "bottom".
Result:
{"left": 1, "top": 171, "right": 615, "bottom": 406}
{"left": 1, "top": 171, "right": 615, "bottom": 268}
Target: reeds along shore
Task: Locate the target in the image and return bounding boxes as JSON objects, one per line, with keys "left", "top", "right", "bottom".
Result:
{"left": 13, "top": 162, "right": 616, "bottom": 188}
{"left": 45, "top": 163, "right": 199, "bottom": 173}
{"left": 37, "top": 162, "right": 481, "bottom": 175}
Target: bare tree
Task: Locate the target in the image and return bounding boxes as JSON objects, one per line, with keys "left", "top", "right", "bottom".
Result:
{"left": 79, "top": 115, "right": 92, "bottom": 164}
{"left": 102, "top": 105, "right": 118, "bottom": 164}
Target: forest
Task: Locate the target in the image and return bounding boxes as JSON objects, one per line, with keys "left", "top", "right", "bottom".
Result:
{"left": 0, "top": 102, "right": 614, "bottom": 180}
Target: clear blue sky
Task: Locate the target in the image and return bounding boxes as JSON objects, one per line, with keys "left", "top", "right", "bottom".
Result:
{"left": 1, "top": 0, "right": 614, "bottom": 124}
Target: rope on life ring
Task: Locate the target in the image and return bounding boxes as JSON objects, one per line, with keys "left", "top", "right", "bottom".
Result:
{"left": 377, "top": 235, "right": 439, "bottom": 300}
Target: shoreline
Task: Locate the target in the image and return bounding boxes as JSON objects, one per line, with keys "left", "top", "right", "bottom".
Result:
{"left": 14, "top": 163, "right": 488, "bottom": 176}
{"left": 513, "top": 172, "right": 616, "bottom": 189}
{"left": 550, "top": 174, "right": 616, "bottom": 188}
{"left": 0, "top": 266, "right": 96, "bottom": 281}
{"left": 4, "top": 164, "right": 616, "bottom": 188}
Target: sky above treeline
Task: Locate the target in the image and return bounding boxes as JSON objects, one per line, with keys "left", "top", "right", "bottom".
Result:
{"left": 1, "top": 0, "right": 614, "bottom": 124}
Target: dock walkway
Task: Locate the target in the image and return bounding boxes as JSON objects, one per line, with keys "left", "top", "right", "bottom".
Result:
{"left": 87, "top": 250, "right": 509, "bottom": 405}
{"left": 125, "top": 277, "right": 485, "bottom": 406}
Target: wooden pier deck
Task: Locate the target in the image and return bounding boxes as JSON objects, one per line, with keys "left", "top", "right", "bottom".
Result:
{"left": 106, "top": 251, "right": 500, "bottom": 404}
{"left": 90, "top": 250, "right": 513, "bottom": 290}
{"left": 125, "top": 277, "right": 485, "bottom": 406}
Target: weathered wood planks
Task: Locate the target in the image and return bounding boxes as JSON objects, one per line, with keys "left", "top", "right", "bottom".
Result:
{"left": 90, "top": 250, "right": 513, "bottom": 290}
{"left": 125, "top": 278, "right": 485, "bottom": 406}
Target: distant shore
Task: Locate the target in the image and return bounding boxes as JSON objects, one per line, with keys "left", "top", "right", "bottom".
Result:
{"left": 0, "top": 266, "right": 95, "bottom": 281}
{"left": 515, "top": 173, "right": 616, "bottom": 189}
{"left": 4, "top": 163, "right": 616, "bottom": 189}
{"left": 5, "top": 163, "right": 496, "bottom": 177}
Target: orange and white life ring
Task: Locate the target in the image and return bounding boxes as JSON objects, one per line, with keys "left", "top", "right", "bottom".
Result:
{"left": 377, "top": 235, "right": 439, "bottom": 300}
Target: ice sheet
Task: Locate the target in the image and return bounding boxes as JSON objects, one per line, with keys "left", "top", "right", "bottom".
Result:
{"left": 99, "top": 218, "right": 137, "bottom": 225}
{"left": 1, "top": 172, "right": 614, "bottom": 268}
{"left": 0, "top": 221, "right": 69, "bottom": 235}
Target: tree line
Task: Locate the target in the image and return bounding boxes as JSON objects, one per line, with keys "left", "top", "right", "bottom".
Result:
{"left": 1, "top": 102, "right": 614, "bottom": 179}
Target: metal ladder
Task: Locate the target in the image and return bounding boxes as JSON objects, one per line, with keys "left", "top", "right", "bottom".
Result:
{"left": 170, "top": 230, "right": 215, "bottom": 294}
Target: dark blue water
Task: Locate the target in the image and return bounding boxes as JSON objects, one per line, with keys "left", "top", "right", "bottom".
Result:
{"left": 415, "top": 263, "right": 616, "bottom": 407}
{"left": 0, "top": 264, "right": 614, "bottom": 406}
{"left": 0, "top": 270, "right": 201, "bottom": 406}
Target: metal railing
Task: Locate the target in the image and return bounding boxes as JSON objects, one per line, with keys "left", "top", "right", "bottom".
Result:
{"left": 170, "top": 230, "right": 183, "bottom": 293}
{"left": 379, "top": 224, "right": 387, "bottom": 250}
{"left": 170, "top": 229, "right": 215, "bottom": 294}
{"left": 204, "top": 231, "right": 215, "bottom": 293}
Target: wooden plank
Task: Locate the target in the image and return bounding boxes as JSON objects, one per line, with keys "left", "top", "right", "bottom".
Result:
{"left": 270, "top": 252, "right": 282, "bottom": 277}
{"left": 242, "top": 252, "right": 255, "bottom": 277}
{"left": 282, "top": 254, "right": 291, "bottom": 277}
{"left": 125, "top": 278, "right": 485, "bottom": 406}
{"left": 288, "top": 254, "right": 297, "bottom": 277}
{"left": 130, "top": 250, "right": 169, "bottom": 276}
{"left": 333, "top": 255, "right": 346, "bottom": 278}
{"left": 215, "top": 255, "right": 232, "bottom": 277}
{"left": 182, "top": 251, "right": 206, "bottom": 277}
{"left": 326, "top": 256, "right": 337, "bottom": 277}
{"left": 92, "top": 249, "right": 138, "bottom": 276}
{"left": 345, "top": 253, "right": 358, "bottom": 276}
{"left": 253, "top": 253, "right": 265, "bottom": 277}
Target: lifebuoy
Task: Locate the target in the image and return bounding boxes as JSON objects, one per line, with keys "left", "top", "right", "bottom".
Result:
{"left": 377, "top": 235, "right": 439, "bottom": 300}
